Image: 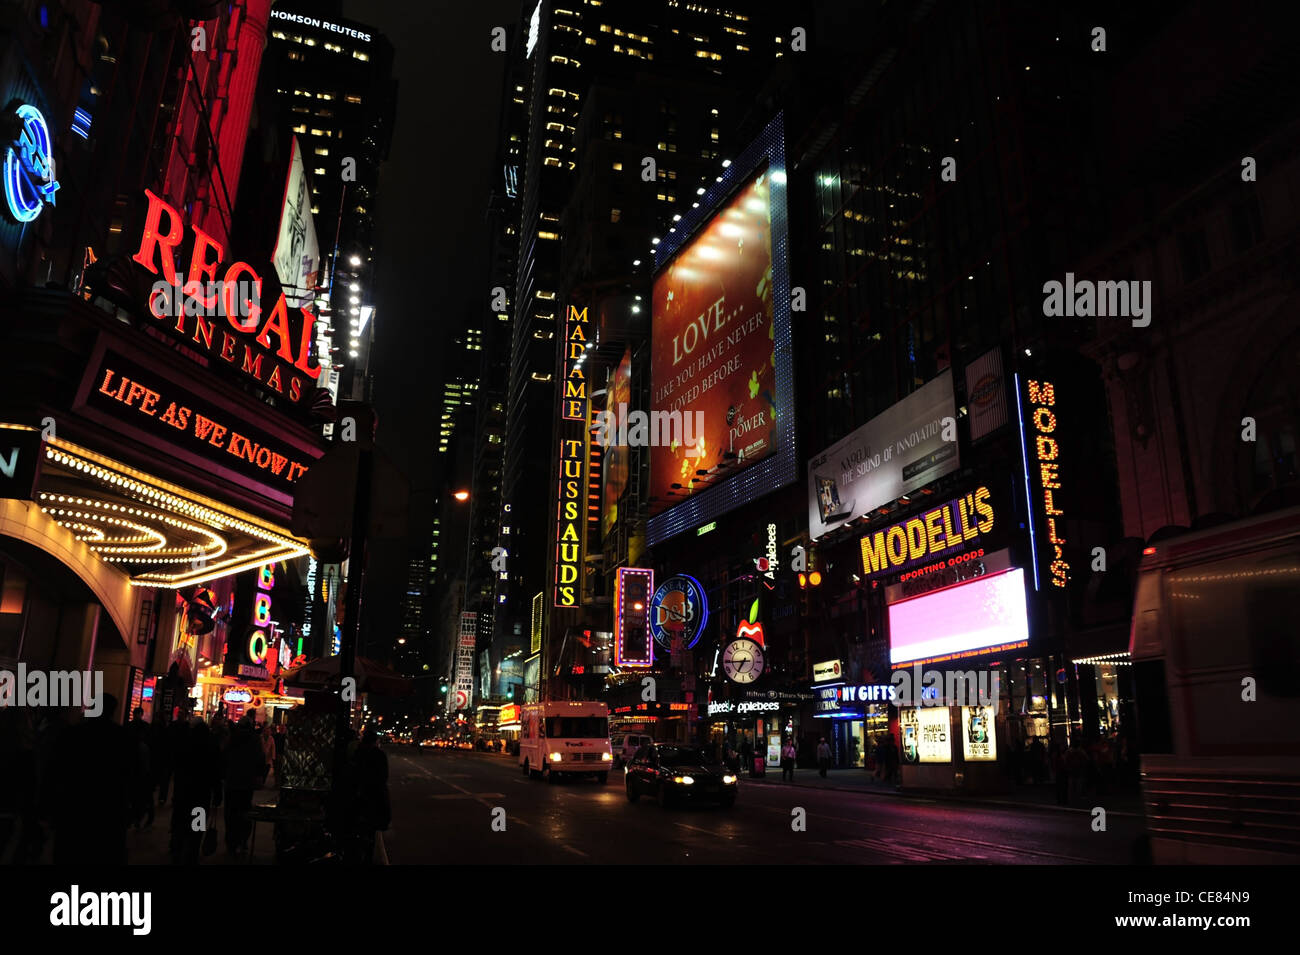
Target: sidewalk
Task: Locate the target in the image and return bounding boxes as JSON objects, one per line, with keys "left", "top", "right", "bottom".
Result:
{"left": 742, "top": 767, "right": 1144, "bottom": 816}
{"left": 117, "top": 788, "right": 282, "bottom": 865}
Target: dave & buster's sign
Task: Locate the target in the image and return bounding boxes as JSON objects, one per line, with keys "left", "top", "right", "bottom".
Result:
{"left": 77, "top": 348, "right": 315, "bottom": 494}
{"left": 131, "top": 190, "right": 322, "bottom": 406}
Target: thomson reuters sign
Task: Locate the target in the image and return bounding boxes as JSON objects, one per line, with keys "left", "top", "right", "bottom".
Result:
{"left": 859, "top": 486, "right": 995, "bottom": 578}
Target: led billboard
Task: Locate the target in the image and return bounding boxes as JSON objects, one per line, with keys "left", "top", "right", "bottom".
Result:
{"left": 888, "top": 567, "right": 1030, "bottom": 667}
{"left": 808, "top": 370, "right": 958, "bottom": 540}
{"left": 602, "top": 348, "right": 632, "bottom": 536}
{"left": 646, "top": 113, "right": 795, "bottom": 545}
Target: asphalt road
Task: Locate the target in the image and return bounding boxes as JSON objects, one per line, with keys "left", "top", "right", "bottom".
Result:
{"left": 382, "top": 747, "right": 1142, "bottom": 864}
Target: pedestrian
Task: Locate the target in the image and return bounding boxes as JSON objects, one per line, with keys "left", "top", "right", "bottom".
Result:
{"left": 816, "top": 737, "right": 831, "bottom": 778}
{"left": 128, "top": 707, "right": 154, "bottom": 829}
{"left": 883, "top": 733, "right": 899, "bottom": 784}
{"left": 1030, "top": 736, "right": 1047, "bottom": 784}
{"left": 169, "top": 719, "right": 222, "bottom": 864}
{"left": 739, "top": 736, "right": 753, "bottom": 776}
{"left": 48, "top": 693, "right": 133, "bottom": 865}
{"left": 222, "top": 715, "right": 263, "bottom": 856}
{"left": 1067, "top": 739, "right": 1092, "bottom": 804}
{"left": 350, "top": 728, "right": 390, "bottom": 864}
{"left": 0, "top": 707, "right": 39, "bottom": 865}
{"left": 1050, "top": 737, "right": 1069, "bottom": 805}
{"left": 273, "top": 724, "right": 287, "bottom": 783}
{"left": 259, "top": 723, "right": 276, "bottom": 789}
{"left": 781, "top": 738, "right": 797, "bottom": 783}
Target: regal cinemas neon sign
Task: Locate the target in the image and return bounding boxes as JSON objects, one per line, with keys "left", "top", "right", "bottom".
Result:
{"left": 132, "top": 190, "right": 321, "bottom": 404}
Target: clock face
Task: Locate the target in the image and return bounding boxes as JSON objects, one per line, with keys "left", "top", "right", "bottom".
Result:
{"left": 722, "top": 638, "right": 765, "bottom": 684}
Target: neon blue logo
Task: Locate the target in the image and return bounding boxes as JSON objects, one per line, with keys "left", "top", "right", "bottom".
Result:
{"left": 648, "top": 574, "right": 709, "bottom": 652}
{"left": 5, "top": 104, "right": 60, "bottom": 223}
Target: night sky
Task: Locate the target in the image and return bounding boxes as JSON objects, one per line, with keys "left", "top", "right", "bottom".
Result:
{"left": 340, "top": 0, "right": 520, "bottom": 649}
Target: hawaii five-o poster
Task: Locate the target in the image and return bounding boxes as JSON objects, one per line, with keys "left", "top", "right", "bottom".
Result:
{"left": 650, "top": 169, "right": 777, "bottom": 510}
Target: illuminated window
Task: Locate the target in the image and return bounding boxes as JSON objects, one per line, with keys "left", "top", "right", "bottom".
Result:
{"left": 315, "top": 147, "right": 329, "bottom": 156}
{"left": 544, "top": 157, "right": 562, "bottom": 167}
{"left": 611, "top": 161, "right": 623, "bottom": 171}
{"left": 315, "top": 167, "right": 326, "bottom": 175}
{"left": 353, "top": 50, "right": 369, "bottom": 61}
{"left": 292, "top": 124, "right": 307, "bottom": 134}
{"left": 346, "top": 94, "right": 362, "bottom": 104}
{"left": 538, "top": 230, "right": 560, "bottom": 240}
{"left": 536, "top": 290, "right": 556, "bottom": 300}
{"left": 610, "top": 208, "right": 621, "bottom": 223}
{"left": 310, "top": 128, "right": 326, "bottom": 137}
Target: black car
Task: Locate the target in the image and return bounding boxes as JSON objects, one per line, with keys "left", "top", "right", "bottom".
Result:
{"left": 625, "top": 742, "right": 738, "bottom": 808}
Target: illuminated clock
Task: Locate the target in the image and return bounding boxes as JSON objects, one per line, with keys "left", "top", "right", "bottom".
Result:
{"left": 722, "top": 638, "right": 765, "bottom": 684}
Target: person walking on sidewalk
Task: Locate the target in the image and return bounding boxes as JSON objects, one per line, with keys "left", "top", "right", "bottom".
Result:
{"left": 816, "top": 737, "right": 831, "bottom": 778}
{"left": 781, "top": 739, "right": 797, "bottom": 782}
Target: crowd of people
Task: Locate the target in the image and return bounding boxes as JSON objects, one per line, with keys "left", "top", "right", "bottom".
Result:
{"left": 0, "top": 690, "right": 389, "bottom": 865}
{"left": 1011, "top": 731, "right": 1134, "bottom": 805}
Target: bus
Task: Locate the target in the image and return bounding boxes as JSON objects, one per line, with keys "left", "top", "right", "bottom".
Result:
{"left": 1129, "top": 506, "right": 1300, "bottom": 863}
{"left": 519, "top": 700, "right": 614, "bottom": 783}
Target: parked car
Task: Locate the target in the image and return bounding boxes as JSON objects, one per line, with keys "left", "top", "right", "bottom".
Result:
{"left": 611, "top": 733, "right": 654, "bottom": 769}
{"left": 625, "top": 742, "right": 737, "bottom": 808}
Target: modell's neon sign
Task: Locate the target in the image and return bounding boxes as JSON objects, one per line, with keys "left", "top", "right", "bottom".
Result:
{"left": 1027, "top": 380, "right": 1068, "bottom": 587}
{"left": 132, "top": 189, "right": 321, "bottom": 404}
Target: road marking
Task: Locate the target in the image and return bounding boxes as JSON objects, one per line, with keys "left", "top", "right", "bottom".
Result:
{"left": 676, "top": 822, "right": 731, "bottom": 838}
{"left": 833, "top": 836, "right": 967, "bottom": 863}
{"left": 748, "top": 803, "right": 1096, "bottom": 864}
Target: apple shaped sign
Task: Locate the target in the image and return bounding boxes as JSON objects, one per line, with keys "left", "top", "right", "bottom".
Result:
{"left": 737, "top": 597, "right": 764, "bottom": 647}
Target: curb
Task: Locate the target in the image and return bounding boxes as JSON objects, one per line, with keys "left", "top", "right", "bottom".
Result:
{"left": 745, "top": 776, "right": 1144, "bottom": 818}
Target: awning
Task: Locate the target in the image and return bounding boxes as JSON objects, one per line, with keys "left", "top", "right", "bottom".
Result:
{"left": 18, "top": 425, "right": 310, "bottom": 587}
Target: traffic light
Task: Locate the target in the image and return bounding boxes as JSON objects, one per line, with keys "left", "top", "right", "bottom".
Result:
{"left": 439, "top": 678, "right": 448, "bottom": 695}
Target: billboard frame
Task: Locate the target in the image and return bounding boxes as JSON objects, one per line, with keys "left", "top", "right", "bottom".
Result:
{"left": 646, "top": 112, "right": 796, "bottom": 546}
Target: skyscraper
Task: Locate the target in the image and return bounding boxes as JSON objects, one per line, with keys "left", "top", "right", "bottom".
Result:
{"left": 495, "top": 0, "right": 776, "bottom": 696}
{"left": 237, "top": 3, "right": 397, "bottom": 405}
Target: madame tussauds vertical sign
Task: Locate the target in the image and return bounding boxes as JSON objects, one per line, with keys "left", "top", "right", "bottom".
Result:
{"left": 131, "top": 189, "right": 322, "bottom": 405}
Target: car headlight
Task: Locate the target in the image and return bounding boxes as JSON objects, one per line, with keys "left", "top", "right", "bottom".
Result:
{"left": 549, "top": 752, "right": 562, "bottom": 762}
{"left": 673, "top": 775, "right": 695, "bottom": 785}
{"left": 602, "top": 752, "right": 613, "bottom": 761}
{"left": 722, "top": 775, "right": 737, "bottom": 785}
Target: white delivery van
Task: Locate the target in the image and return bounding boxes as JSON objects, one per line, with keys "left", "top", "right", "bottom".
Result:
{"left": 1129, "top": 506, "right": 1300, "bottom": 863}
{"left": 519, "top": 700, "right": 614, "bottom": 783}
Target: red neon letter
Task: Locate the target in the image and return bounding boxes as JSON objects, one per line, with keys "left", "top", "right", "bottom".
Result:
{"left": 222, "top": 261, "right": 262, "bottom": 333}
{"left": 293, "top": 307, "right": 323, "bottom": 380}
{"left": 187, "top": 226, "right": 224, "bottom": 310}
{"left": 254, "top": 294, "right": 298, "bottom": 364}
{"left": 132, "top": 189, "right": 185, "bottom": 284}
